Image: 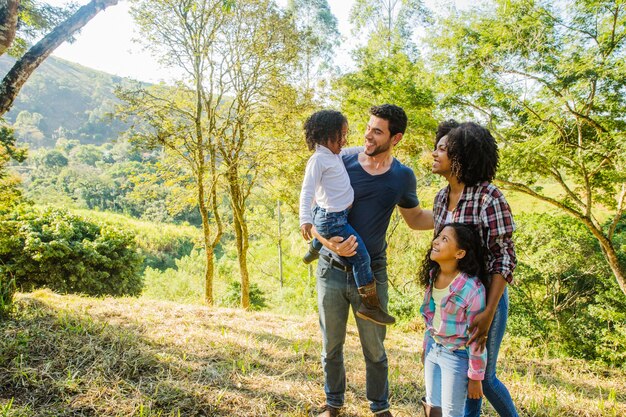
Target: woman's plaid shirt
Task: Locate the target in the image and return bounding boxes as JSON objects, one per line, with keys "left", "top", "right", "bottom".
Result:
{"left": 433, "top": 182, "right": 517, "bottom": 283}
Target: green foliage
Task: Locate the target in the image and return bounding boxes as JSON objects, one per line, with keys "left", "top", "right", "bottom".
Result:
{"left": 221, "top": 281, "right": 267, "bottom": 311}
{"left": 510, "top": 213, "right": 626, "bottom": 365}
{"left": 0, "top": 207, "right": 144, "bottom": 296}
{"left": 142, "top": 249, "right": 206, "bottom": 304}
{"left": 428, "top": 0, "right": 626, "bottom": 295}
{"left": 0, "top": 276, "right": 16, "bottom": 320}
{"left": 335, "top": 50, "right": 437, "bottom": 160}
{"left": 0, "top": 55, "right": 130, "bottom": 147}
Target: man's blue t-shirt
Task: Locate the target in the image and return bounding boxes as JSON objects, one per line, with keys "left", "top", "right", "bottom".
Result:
{"left": 331, "top": 153, "right": 420, "bottom": 262}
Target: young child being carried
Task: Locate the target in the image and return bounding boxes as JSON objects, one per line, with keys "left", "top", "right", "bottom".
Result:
{"left": 420, "top": 223, "right": 488, "bottom": 417}
{"left": 298, "top": 109, "right": 395, "bottom": 325}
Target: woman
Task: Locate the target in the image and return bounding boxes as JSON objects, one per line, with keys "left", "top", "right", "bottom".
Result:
{"left": 431, "top": 120, "right": 519, "bottom": 417}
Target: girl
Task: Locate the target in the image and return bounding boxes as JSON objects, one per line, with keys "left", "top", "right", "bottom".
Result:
{"left": 420, "top": 223, "right": 488, "bottom": 417}
{"left": 298, "top": 109, "right": 395, "bottom": 325}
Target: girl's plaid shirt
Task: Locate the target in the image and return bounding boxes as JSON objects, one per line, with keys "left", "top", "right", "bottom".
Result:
{"left": 433, "top": 182, "right": 517, "bottom": 283}
{"left": 420, "top": 271, "right": 487, "bottom": 380}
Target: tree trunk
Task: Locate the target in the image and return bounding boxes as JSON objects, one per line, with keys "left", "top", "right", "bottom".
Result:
{"left": 0, "top": 0, "right": 19, "bottom": 56}
{"left": 589, "top": 224, "right": 626, "bottom": 297}
{"left": 198, "top": 177, "right": 215, "bottom": 306}
{"left": 0, "top": 0, "right": 119, "bottom": 116}
{"left": 227, "top": 164, "right": 250, "bottom": 309}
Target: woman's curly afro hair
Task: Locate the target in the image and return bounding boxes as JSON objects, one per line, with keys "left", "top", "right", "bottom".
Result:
{"left": 435, "top": 121, "right": 499, "bottom": 185}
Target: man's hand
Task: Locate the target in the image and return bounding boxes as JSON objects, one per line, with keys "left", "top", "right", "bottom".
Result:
{"left": 300, "top": 223, "right": 313, "bottom": 241}
{"left": 328, "top": 235, "right": 358, "bottom": 257}
{"left": 467, "top": 309, "right": 495, "bottom": 351}
{"left": 467, "top": 379, "right": 483, "bottom": 399}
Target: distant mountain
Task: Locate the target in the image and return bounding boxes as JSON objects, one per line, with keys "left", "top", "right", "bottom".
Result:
{"left": 0, "top": 55, "right": 143, "bottom": 147}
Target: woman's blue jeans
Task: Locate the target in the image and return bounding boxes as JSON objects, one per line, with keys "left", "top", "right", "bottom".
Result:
{"left": 316, "top": 255, "right": 390, "bottom": 414}
{"left": 464, "top": 288, "right": 519, "bottom": 417}
{"left": 424, "top": 332, "right": 469, "bottom": 417}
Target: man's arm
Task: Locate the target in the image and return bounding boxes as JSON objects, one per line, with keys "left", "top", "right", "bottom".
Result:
{"left": 311, "top": 226, "right": 357, "bottom": 257}
{"left": 398, "top": 206, "right": 434, "bottom": 230}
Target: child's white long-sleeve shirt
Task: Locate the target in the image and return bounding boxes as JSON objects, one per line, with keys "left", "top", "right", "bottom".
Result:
{"left": 298, "top": 145, "right": 363, "bottom": 226}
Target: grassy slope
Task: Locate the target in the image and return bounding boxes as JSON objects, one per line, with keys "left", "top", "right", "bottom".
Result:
{"left": 1, "top": 291, "right": 624, "bottom": 417}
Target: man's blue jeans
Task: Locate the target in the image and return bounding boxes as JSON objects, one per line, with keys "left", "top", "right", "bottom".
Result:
{"left": 312, "top": 206, "right": 373, "bottom": 287}
{"left": 316, "top": 255, "right": 390, "bottom": 414}
{"left": 424, "top": 332, "right": 469, "bottom": 417}
{"left": 464, "top": 288, "right": 519, "bottom": 417}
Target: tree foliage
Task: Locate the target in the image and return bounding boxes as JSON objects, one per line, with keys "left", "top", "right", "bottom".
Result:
{"left": 0, "top": 207, "right": 143, "bottom": 296}
{"left": 430, "top": 0, "right": 626, "bottom": 296}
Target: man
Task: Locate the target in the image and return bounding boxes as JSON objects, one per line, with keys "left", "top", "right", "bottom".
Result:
{"left": 312, "top": 104, "right": 433, "bottom": 417}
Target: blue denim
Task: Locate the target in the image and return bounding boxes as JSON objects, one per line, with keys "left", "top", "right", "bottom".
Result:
{"left": 424, "top": 332, "right": 469, "bottom": 417}
{"left": 464, "top": 288, "right": 519, "bottom": 417}
{"left": 316, "top": 255, "right": 390, "bottom": 413}
{"left": 313, "top": 206, "right": 373, "bottom": 287}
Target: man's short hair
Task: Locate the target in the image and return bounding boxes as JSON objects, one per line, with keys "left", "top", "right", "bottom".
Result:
{"left": 369, "top": 104, "right": 408, "bottom": 137}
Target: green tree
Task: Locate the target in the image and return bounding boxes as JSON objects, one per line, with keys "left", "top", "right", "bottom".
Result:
{"left": 214, "top": 0, "right": 299, "bottom": 309}
{"left": 350, "top": 0, "right": 428, "bottom": 59}
{"left": 122, "top": 0, "right": 230, "bottom": 305}
{"left": 286, "top": 0, "right": 340, "bottom": 91}
{"left": 430, "top": 0, "right": 626, "bottom": 296}
{"left": 0, "top": 124, "right": 26, "bottom": 212}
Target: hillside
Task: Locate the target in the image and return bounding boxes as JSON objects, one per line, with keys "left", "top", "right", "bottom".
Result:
{"left": 0, "top": 55, "right": 140, "bottom": 147}
{"left": 0, "top": 290, "right": 624, "bottom": 416}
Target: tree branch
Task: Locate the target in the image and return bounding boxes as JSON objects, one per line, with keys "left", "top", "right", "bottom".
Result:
{"left": 0, "top": 0, "right": 119, "bottom": 116}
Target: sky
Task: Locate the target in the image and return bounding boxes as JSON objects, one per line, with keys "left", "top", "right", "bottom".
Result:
{"left": 50, "top": 0, "right": 355, "bottom": 83}
{"left": 49, "top": 0, "right": 470, "bottom": 83}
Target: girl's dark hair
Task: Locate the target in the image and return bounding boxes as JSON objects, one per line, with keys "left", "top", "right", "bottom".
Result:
{"left": 420, "top": 223, "right": 488, "bottom": 290}
{"left": 304, "top": 110, "right": 347, "bottom": 151}
{"left": 434, "top": 121, "right": 499, "bottom": 185}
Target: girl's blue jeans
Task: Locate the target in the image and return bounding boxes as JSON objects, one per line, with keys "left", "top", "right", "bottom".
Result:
{"left": 424, "top": 332, "right": 469, "bottom": 417}
{"left": 312, "top": 206, "right": 373, "bottom": 287}
{"left": 464, "top": 288, "right": 519, "bottom": 417}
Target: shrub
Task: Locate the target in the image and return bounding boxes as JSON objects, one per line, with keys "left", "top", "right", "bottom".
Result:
{"left": 0, "top": 207, "right": 143, "bottom": 296}
{"left": 510, "top": 213, "right": 626, "bottom": 365}
{"left": 221, "top": 281, "right": 267, "bottom": 311}
{"left": 142, "top": 249, "right": 206, "bottom": 304}
{"left": 0, "top": 275, "right": 16, "bottom": 319}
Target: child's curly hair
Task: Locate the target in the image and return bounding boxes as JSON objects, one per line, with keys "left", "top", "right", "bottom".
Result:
{"left": 304, "top": 110, "right": 347, "bottom": 151}
{"left": 420, "top": 223, "right": 489, "bottom": 291}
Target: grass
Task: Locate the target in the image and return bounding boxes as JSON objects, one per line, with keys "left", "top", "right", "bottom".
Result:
{"left": 1, "top": 290, "right": 624, "bottom": 416}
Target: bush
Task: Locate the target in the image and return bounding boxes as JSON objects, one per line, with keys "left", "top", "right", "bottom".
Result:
{"left": 0, "top": 275, "right": 16, "bottom": 319}
{"left": 510, "top": 213, "right": 626, "bottom": 365}
{"left": 221, "top": 281, "right": 267, "bottom": 311}
{"left": 142, "top": 249, "right": 206, "bottom": 304}
{"left": 0, "top": 207, "right": 144, "bottom": 296}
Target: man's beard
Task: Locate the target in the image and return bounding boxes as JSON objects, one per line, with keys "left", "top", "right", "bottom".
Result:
{"left": 364, "top": 139, "right": 391, "bottom": 157}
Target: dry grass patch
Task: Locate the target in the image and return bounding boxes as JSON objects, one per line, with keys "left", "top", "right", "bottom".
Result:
{"left": 0, "top": 290, "right": 624, "bottom": 416}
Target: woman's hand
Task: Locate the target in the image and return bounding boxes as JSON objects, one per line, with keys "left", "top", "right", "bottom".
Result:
{"left": 467, "top": 379, "right": 483, "bottom": 399}
{"left": 467, "top": 308, "right": 495, "bottom": 351}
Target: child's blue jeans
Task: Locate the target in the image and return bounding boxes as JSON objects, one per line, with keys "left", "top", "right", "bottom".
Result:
{"left": 311, "top": 206, "right": 373, "bottom": 287}
{"left": 424, "top": 332, "right": 469, "bottom": 417}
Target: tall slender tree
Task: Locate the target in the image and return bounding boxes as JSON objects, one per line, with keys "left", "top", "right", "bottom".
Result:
{"left": 123, "top": 0, "right": 230, "bottom": 305}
